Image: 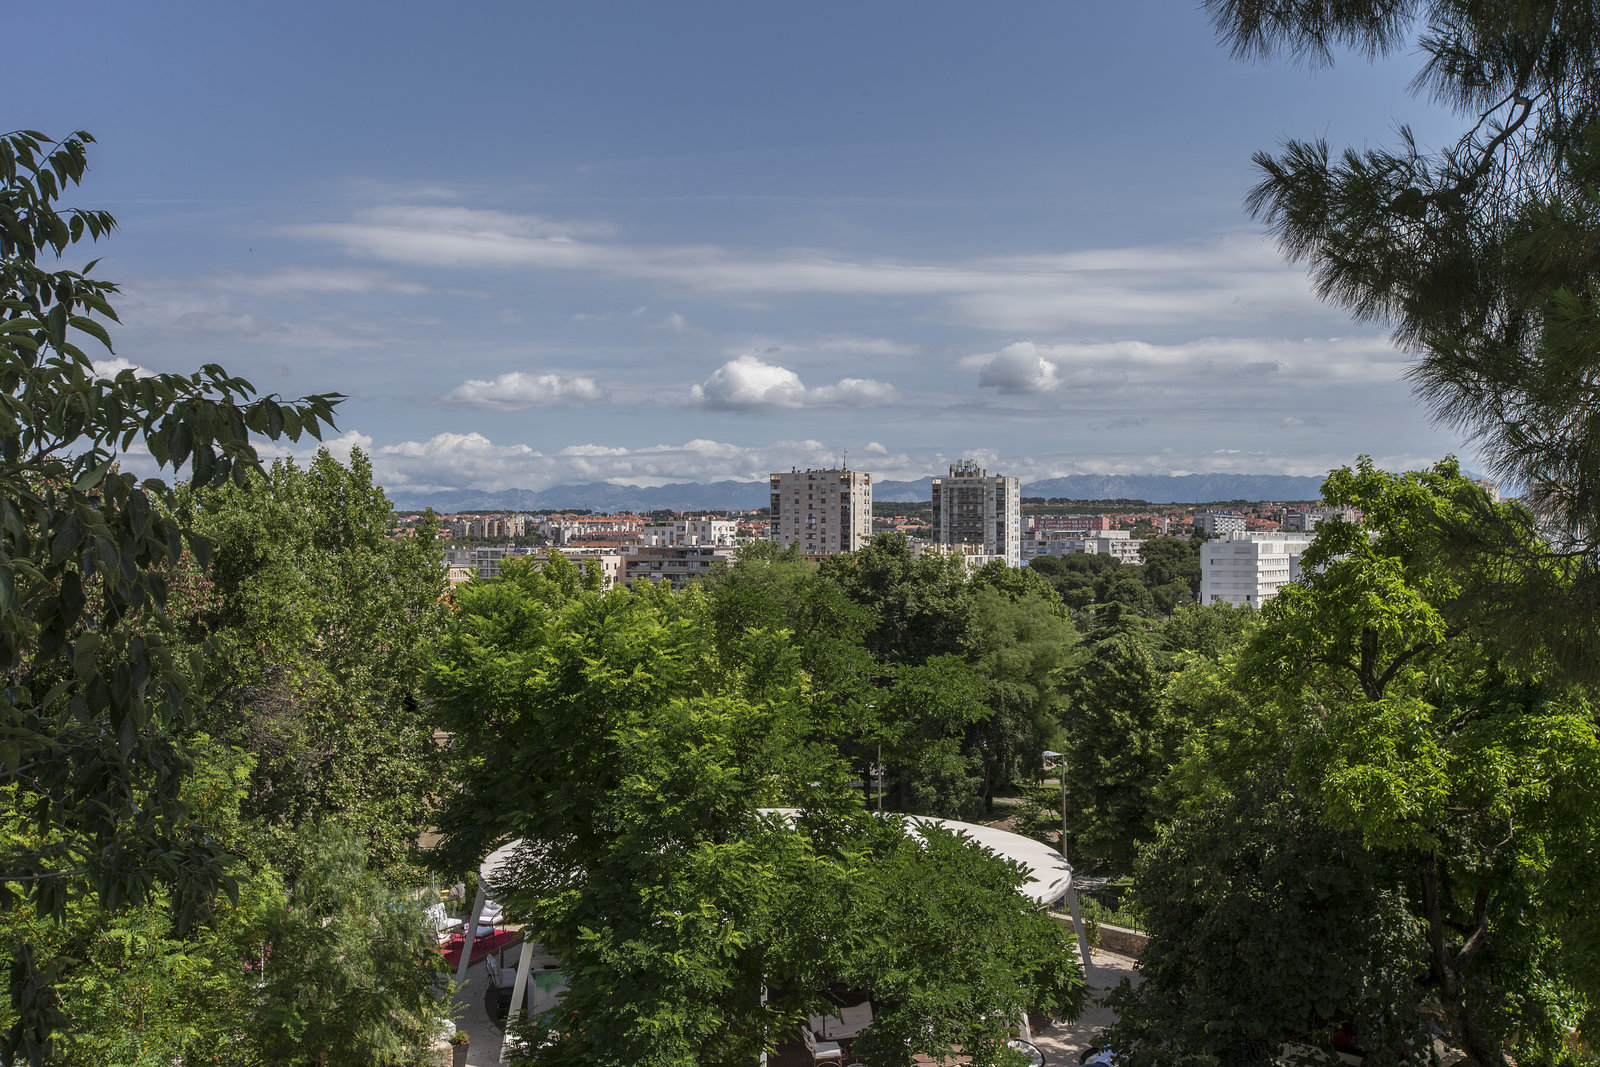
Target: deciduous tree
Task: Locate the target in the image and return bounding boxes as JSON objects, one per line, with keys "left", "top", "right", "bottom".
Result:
{"left": 0, "top": 129, "right": 340, "bottom": 1064}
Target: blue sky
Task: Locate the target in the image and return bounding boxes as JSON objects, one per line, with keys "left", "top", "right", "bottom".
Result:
{"left": 11, "top": 1, "right": 1473, "bottom": 493}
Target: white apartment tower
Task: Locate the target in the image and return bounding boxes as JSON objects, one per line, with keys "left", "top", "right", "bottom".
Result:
{"left": 769, "top": 467, "right": 873, "bottom": 556}
{"left": 931, "top": 460, "right": 1022, "bottom": 567}
{"left": 1198, "top": 530, "right": 1316, "bottom": 607}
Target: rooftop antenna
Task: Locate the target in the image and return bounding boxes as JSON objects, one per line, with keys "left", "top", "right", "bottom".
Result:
{"left": 842, "top": 448, "right": 848, "bottom": 470}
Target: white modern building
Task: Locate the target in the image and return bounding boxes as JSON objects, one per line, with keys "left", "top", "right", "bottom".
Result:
{"left": 640, "top": 516, "right": 738, "bottom": 548}
{"left": 1194, "top": 509, "right": 1247, "bottom": 537}
{"left": 1198, "top": 531, "right": 1316, "bottom": 607}
{"left": 931, "top": 460, "right": 1022, "bottom": 567}
{"left": 1040, "top": 530, "right": 1143, "bottom": 564}
{"left": 769, "top": 467, "right": 873, "bottom": 556}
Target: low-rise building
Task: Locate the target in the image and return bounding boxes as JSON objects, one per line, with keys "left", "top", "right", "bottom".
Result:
{"left": 1038, "top": 529, "right": 1144, "bottom": 564}
{"left": 641, "top": 516, "right": 738, "bottom": 547}
{"left": 1028, "top": 514, "right": 1113, "bottom": 537}
{"left": 445, "top": 544, "right": 623, "bottom": 587}
{"left": 623, "top": 544, "right": 736, "bottom": 588}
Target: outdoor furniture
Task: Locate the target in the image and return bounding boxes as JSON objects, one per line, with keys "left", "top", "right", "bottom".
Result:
{"left": 835, "top": 1002, "right": 872, "bottom": 1038}
{"left": 802, "top": 1026, "right": 844, "bottom": 1064}
{"left": 426, "top": 903, "right": 464, "bottom": 946}
{"left": 475, "top": 898, "right": 505, "bottom": 940}
{"left": 483, "top": 953, "right": 516, "bottom": 1020}
{"left": 812, "top": 1001, "right": 873, "bottom": 1039}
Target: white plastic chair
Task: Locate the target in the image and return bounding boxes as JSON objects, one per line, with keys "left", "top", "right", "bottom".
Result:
{"left": 802, "top": 1026, "right": 843, "bottom": 1064}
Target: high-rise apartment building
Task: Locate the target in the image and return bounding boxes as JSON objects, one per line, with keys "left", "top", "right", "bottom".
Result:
{"left": 931, "top": 460, "right": 1022, "bottom": 567}
{"left": 768, "top": 467, "right": 873, "bottom": 556}
{"left": 1194, "top": 509, "right": 1247, "bottom": 537}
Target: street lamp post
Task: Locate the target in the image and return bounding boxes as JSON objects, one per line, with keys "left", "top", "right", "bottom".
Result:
{"left": 1043, "top": 750, "right": 1094, "bottom": 984}
{"left": 1041, "top": 750, "right": 1068, "bottom": 862}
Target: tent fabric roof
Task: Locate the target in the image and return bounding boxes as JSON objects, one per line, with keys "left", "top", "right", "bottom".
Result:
{"left": 478, "top": 812, "right": 1073, "bottom": 907}
{"left": 896, "top": 814, "right": 1073, "bottom": 906}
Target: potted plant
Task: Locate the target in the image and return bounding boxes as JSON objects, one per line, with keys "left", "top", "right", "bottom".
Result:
{"left": 448, "top": 1030, "right": 469, "bottom": 1067}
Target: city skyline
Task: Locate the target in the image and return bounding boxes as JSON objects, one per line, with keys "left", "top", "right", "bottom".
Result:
{"left": 10, "top": 2, "right": 1478, "bottom": 494}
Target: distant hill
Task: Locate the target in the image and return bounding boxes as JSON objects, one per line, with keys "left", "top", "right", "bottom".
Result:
{"left": 1021, "top": 473, "right": 1325, "bottom": 503}
{"left": 388, "top": 480, "right": 772, "bottom": 514}
{"left": 388, "top": 472, "right": 1332, "bottom": 513}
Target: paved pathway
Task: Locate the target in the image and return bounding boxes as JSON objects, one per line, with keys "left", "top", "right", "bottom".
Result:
{"left": 1030, "top": 946, "right": 1141, "bottom": 1064}
{"left": 446, "top": 945, "right": 1141, "bottom": 1066}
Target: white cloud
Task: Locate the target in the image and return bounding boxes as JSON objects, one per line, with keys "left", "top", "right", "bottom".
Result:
{"left": 363, "top": 433, "right": 906, "bottom": 493}
{"left": 92, "top": 357, "right": 154, "bottom": 379}
{"left": 441, "top": 371, "right": 606, "bottom": 411}
{"left": 809, "top": 336, "right": 920, "bottom": 356}
{"left": 687, "top": 356, "right": 897, "bottom": 411}
{"left": 977, "top": 342, "right": 1062, "bottom": 394}
{"left": 809, "top": 377, "right": 900, "bottom": 406}
{"left": 290, "top": 207, "right": 1327, "bottom": 332}
{"left": 970, "top": 336, "right": 1410, "bottom": 398}
{"left": 347, "top": 430, "right": 1466, "bottom": 497}
{"left": 249, "top": 430, "right": 377, "bottom": 471}
{"left": 662, "top": 312, "right": 689, "bottom": 333}
{"left": 208, "top": 267, "right": 428, "bottom": 297}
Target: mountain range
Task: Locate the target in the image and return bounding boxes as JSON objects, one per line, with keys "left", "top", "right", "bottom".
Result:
{"left": 388, "top": 473, "right": 1331, "bottom": 513}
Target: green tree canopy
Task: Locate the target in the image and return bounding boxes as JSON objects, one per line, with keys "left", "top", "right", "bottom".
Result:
{"left": 175, "top": 449, "right": 447, "bottom": 875}
{"left": 1207, "top": 0, "right": 1600, "bottom": 674}
{"left": 428, "top": 556, "right": 1085, "bottom": 1065}
{"left": 0, "top": 129, "right": 340, "bottom": 1064}
{"left": 1122, "top": 462, "right": 1600, "bottom": 1065}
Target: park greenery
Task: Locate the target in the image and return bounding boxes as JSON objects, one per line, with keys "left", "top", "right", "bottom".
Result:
{"left": 9, "top": 2, "right": 1600, "bottom": 1059}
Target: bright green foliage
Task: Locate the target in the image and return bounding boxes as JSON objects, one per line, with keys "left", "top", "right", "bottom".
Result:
{"left": 963, "top": 585, "right": 1076, "bottom": 812}
{"left": 3, "top": 741, "right": 442, "bottom": 1067}
{"left": 1024, "top": 553, "right": 1120, "bottom": 613}
{"left": 1156, "top": 601, "right": 1254, "bottom": 661}
{"left": 719, "top": 535, "right": 1081, "bottom": 821}
{"left": 780, "top": 815, "right": 1085, "bottom": 1067}
{"left": 176, "top": 449, "right": 447, "bottom": 875}
{"left": 876, "top": 654, "right": 989, "bottom": 818}
{"left": 1124, "top": 463, "right": 1600, "bottom": 1066}
{"left": 0, "top": 130, "right": 341, "bottom": 1065}
{"left": 1, "top": 743, "right": 272, "bottom": 1067}
{"left": 1207, "top": 0, "right": 1600, "bottom": 672}
{"left": 1137, "top": 537, "right": 1201, "bottom": 612}
{"left": 1104, "top": 773, "right": 1428, "bottom": 1067}
{"left": 430, "top": 556, "right": 1085, "bottom": 1066}
{"left": 819, "top": 533, "right": 973, "bottom": 665}
{"left": 254, "top": 822, "right": 443, "bottom": 1067}
{"left": 700, "top": 541, "right": 877, "bottom": 737}
{"left": 1058, "top": 620, "right": 1166, "bottom": 871}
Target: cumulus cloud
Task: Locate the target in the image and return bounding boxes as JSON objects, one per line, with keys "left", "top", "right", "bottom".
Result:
{"left": 342, "top": 430, "right": 1464, "bottom": 498}
{"left": 687, "top": 356, "right": 897, "bottom": 411}
{"left": 361, "top": 433, "right": 925, "bottom": 494}
{"left": 441, "top": 371, "right": 606, "bottom": 411}
{"left": 92, "top": 357, "right": 154, "bottom": 379}
{"left": 977, "top": 342, "right": 1062, "bottom": 394}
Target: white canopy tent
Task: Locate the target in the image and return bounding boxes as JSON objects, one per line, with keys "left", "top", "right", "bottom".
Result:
{"left": 454, "top": 812, "right": 1094, "bottom": 1058}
